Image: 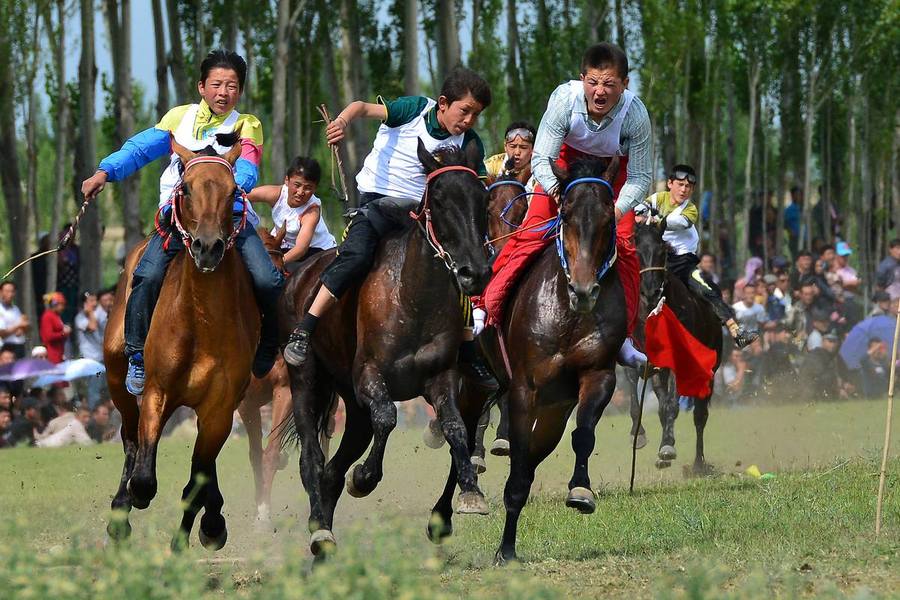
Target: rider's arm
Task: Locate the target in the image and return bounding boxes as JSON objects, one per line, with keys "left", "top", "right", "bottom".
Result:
{"left": 326, "top": 99, "right": 391, "bottom": 145}
{"left": 97, "top": 127, "right": 172, "bottom": 182}
{"left": 664, "top": 202, "right": 699, "bottom": 231}
{"left": 234, "top": 114, "right": 264, "bottom": 194}
{"left": 282, "top": 206, "right": 321, "bottom": 263}
{"left": 247, "top": 185, "right": 283, "bottom": 207}
{"left": 531, "top": 84, "right": 573, "bottom": 197}
{"left": 614, "top": 98, "right": 653, "bottom": 215}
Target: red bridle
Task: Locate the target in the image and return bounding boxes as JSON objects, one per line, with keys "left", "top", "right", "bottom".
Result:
{"left": 409, "top": 165, "right": 482, "bottom": 274}
{"left": 169, "top": 155, "right": 247, "bottom": 258}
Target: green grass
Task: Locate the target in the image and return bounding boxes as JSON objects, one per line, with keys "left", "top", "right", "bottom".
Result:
{"left": 1, "top": 398, "right": 898, "bottom": 598}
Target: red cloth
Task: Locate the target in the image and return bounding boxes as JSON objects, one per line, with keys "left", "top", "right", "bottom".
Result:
{"left": 645, "top": 303, "right": 717, "bottom": 397}
{"left": 473, "top": 145, "right": 638, "bottom": 334}
{"left": 39, "top": 309, "right": 67, "bottom": 364}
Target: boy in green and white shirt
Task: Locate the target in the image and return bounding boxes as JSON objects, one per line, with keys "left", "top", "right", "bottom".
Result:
{"left": 638, "top": 164, "right": 758, "bottom": 348}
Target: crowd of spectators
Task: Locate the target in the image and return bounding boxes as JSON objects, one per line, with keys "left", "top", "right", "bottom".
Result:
{"left": 712, "top": 238, "right": 900, "bottom": 403}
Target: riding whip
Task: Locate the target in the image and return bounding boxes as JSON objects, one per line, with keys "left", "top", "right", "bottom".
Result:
{"left": 2, "top": 195, "right": 93, "bottom": 280}
{"left": 316, "top": 104, "right": 351, "bottom": 220}
{"left": 630, "top": 360, "right": 652, "bottom": 494}
{"left": 875, "top": 300, "right": 900, "bottom": 537}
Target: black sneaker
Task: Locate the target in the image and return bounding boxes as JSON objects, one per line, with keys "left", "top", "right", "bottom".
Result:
{"left": 283, "top": 328, "right": 311, "bottom": 367}
{"left": 733, "top": 327, "right": 760, "bottom": 349}
{"left": 460, "top": 355, "right": 499, "bottom": 391}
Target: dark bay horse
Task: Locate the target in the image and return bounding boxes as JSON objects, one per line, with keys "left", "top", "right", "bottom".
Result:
{"left": 104, "top": 137, "right": 258, "bottom": 549}
{"left": 281, "top": 141, "right": 492, "bottom": 555}
{"left": 633, "top": 223, "right": 724, "bottom": 474}
{"left": 483, "top": 158, "right": 626, "bottom": 563}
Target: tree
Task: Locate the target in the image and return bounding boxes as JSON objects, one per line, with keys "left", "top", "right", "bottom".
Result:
{"left": 77, "top": 0, "right": 102, "bottom": 293}
{"left": 166, "top": 0, "right": 191, "bottom": 103}
{"left": 434, "top": 0, "right": 460, "bottom": 81}
{"left": 151, "top": 0, "right": 169, "bottom": 120}
{"left": 404, "top": 0, "right": 419, "bottom": 95}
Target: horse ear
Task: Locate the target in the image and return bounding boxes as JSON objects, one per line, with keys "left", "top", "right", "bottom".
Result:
{"left": 463, "top": 139, "right": 482, "bottom": 172}
{"left": 550, "top": 159, "right": 568, "bottom": 187}
{"left": 222, "top": 141, "right": 242, "bottom": 166}
{"left": 170, "top": 132, "right": 195, "bottom": 164}
{"left": 603, "top": 156, "right": 620, "bottom": 184}
{"left": 417, "top": 138, "right": 442, "bottom": 174}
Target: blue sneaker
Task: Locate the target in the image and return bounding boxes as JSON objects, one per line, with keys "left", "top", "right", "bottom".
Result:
{"left": 126, "top": 353, "right": 145, "bottom": 396}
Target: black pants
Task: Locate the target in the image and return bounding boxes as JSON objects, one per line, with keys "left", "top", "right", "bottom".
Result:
{"left": 319, "top": 192, "right": 419, "bottom": 298}
{"left": 668, "top": 252, "right": 735, "bottom": 324}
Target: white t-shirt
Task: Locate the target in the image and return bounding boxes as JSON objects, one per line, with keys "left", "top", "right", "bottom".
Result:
{"left": 732, "top": 300, "right": 767, "bottom": 331}
{"left": 270, "top": 187, "right": 336, "bottom": 251}
{"left": 75, "top": 308, "right": 107, "bottom": 362}
{"left": 0, "top": 301, "right": 26, "bottom": 345}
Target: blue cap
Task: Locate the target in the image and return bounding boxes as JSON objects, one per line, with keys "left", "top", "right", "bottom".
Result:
{"left": 836, "top": 241, "right": 852, "bottom": 256}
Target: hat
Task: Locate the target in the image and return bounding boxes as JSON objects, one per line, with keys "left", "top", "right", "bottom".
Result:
{"left": 31, "top": 346, "right": 48, "bottom": 358}
{"left": 771, "top": 256, "right": 790, "bottom": 270}
{"left": 836, "top": 241, "right": 852, "bottom": 256}
{"left": 873, "top": 290, "right": 890, "bottom": 303}
{"left": 763, "top": 274, "right": 778, "bottom": 285}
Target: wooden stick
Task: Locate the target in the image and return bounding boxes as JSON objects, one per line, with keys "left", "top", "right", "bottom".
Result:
{"left": 315, "top": 104, "right": 350, "bottom": 214}
{"left": 875, "top": 300, "right": 900, "bottom": 537}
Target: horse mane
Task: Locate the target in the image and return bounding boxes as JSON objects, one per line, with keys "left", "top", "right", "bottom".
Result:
{"left": 635, "top": 222, "right": 675, "bottom": 255}
{"left": 556, "top": 157, "right": 610, "bottom": 193}
{"left": 193, "top": 131, "right": 242, "bottom": 157}
{"left": 432, "top": 144, "right": 469, "bottom": 167}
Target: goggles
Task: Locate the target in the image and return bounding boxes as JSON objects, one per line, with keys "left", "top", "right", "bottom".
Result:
{"left": 505, "top": 128, "right": 534, "bottom": 143}
{"left": 670, "top": 170, "right": 696, "bottom": 184}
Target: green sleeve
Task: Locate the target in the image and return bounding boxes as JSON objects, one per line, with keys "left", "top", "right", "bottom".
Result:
{"left": 462, "top": 130, "right": 488, "bottom": 177}
{"left": 380, "top": 96, "right": 430, "bottom": 128}
{"left": 682, "top": 202, "right": 699, "bottom": 224}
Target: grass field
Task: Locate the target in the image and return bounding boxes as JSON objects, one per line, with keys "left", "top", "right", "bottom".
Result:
{"left": 1, "top": 397, "right": 898, "bottom": 598}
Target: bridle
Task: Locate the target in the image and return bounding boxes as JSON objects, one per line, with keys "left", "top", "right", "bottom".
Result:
{"left": 554, "top": 177, "right": 617, "bottom": 283}
{"left": 169, "top": 155, "right": 247, "bottom": 261}
{"left": 409, "top": 164, "right": 483, "bottom": 278}
{"left": 639, "top": 264, "right": 668, "bottom": 300}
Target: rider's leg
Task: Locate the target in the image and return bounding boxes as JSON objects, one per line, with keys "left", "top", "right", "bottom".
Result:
{"left": 614, "top": 213, "right": 649, "bottom": 369}
{"left": 233, "top": 222, "right": 286, "bottom": 378}
{"left": 124, "top": 232, "right": 182, "bottom": 395}
{"left": 687, "top": 269, "right": 759, "bottom": 348}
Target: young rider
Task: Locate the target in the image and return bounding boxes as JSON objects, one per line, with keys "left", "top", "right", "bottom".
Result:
{"left": 637, "top": 165, "right": 759, "bottom": 348}
{"left": 248, "top": 156, "right": 336, "bottom": 273}
{"left": 484, "top": 121, "right": 538, "bottom": 190}
{"left": 282, "top": 67, "right": 492, "bottom": 367}
{"left": 81, "top": 50, "right": 284, "bottom": 395}
{"left": 473, "top": 42, "right": 650, "bottom": 369}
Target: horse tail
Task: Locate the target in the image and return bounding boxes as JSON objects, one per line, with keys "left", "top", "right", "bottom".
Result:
{"left": 276, "top": 391, "right": 339, "bottom": 452}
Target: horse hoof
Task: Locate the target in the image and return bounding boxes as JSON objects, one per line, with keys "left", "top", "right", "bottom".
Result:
{"left": 170, "top": 531, "right": 190, "bottom": 553}
{"left": 310, "top": 529, "right": 337, "bottom": 556}
{"left": 126, "top": 477, "right": 155, "bottom": 510}
{"left": 106, "top": 517, "right": 132, "bottom": 541}
{"left": 565, "top": 487, "right": 596, "bottom": 514}
{"left": 471, "top": 455, "right": 487, "bottom": 474}
{"left": 199, "top": 525, "right": 228, "bottom": 551}
{"left": 630, "top": 432, "right": 648, "bottom": 449}
{"left": 457, "top": 491, "right": 489, "bottom": 515}
{"left": 490, "top": 438, "right": 510, "bottom": 456}
{"left": 655, "top": 459, "right": 672, "bottom": 469}
{"left": 658, "top": 445, "right": 677, "bottom": 461}
{"left": 427, "top": 512, "right": 453, "bottom": 543}
{"left": 346, "top": 465, "right": 372, "bottom": 498}
{"left": 494, "top": 548, "right": 518, "bottom": 566}
{"left": 422, "top": 419, "right": 446, "bottom": 449}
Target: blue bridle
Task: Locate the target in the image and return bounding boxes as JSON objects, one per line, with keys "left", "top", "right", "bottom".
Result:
{"left": 487, "top": 179, "right": 539, "bottom": 229}
{"left": 553, "top": 177, "right": 618, "bottom": 283}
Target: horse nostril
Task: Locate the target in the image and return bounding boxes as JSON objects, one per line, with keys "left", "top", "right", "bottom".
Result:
{"left": 190, "top": 238, "right": 203, "bottom": 256}
{"left": 211, "top": 238, "right": 225, "bottom": 257}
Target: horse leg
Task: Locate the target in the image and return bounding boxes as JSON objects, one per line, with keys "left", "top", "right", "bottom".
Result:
{"left": 172, "top": 408, "right": 233, "bottom": 551}
{"left": 237, "top": 397, "right": 267, "bottom": 521}
{"left": 260, "top": 377, "right": 292, "bottom": 522}
{"left": 346, "top": 364, "right": 396, "bottom": 497}
{"left": 625, "top": 366, "right": 647, "bottom": 449}
{"left": 692, "top": 396, "right": 711, "bottom": 474}
{"left": 107, "top": 386, "right": 138, "bottom": 540}
{"left": 496, "top": 395, "right": 568, "bottom": 564}
{"left": 127, "top": 390, "right": 170, "bottom": 510}
{"left": 656, "top": 371, "right": 679, "bottom": 468}
{"left": 567, "top": 368, "right": 617, "bottom": 514}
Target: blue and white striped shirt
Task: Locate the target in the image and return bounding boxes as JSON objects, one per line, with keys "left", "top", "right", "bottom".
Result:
{"left": 531, "top": 82, "right": 653, "bottom": 214}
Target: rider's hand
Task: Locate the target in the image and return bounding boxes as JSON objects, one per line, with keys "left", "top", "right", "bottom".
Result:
{"left": 472, "top": 308, "right": 487, "bottom": 336}
{"left": 326, "top": 115, "right": 349, "bottom": 146}
{"left": 81, "top": 170, "right": 108, "bottom": 200}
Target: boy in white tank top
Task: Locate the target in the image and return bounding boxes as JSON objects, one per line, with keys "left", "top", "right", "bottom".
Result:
{"left": 249, "top": 157, "right": 336, "bottom": 273}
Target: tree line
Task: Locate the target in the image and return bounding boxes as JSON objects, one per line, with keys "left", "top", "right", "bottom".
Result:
{"left": 0, "top": 0, "right": 897, "bottom": 329}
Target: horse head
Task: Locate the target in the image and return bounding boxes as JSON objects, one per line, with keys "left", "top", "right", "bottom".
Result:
{"left": 170, "top": 131, "right": 243, "bottom": 272}
{"left": 550, "top": 156, "right": 619, "bottom": 313}
{"left": 635, "top": 220, "right": 669, "bottom": 315}
{"left": 257, "top": 224, "right": 287, "bottom": 272}
{"left": 486, "top": 162, "right": 530, "bottom": 250}
{"left": 415, "top": 138, "right": 491, "bottom": 295}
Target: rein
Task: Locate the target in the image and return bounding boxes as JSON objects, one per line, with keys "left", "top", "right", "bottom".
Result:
{"left": 554, "top": 177, "right": 618, "bottom": 284}
{"left": 409, "top": 164, "right": 482, "bottom": 277}
{"left": 169, "top": 155, "right": 247, "bottom": 261}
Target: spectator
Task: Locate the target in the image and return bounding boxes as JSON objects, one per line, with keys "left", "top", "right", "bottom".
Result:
{"left": 784, "top": 186, "right": 803, "bottom": 256}
{"left": 0, "top": 347, "right": 23, "bottom": 400}
{"left": 774, "top": 272, "right": 792, "bottom": 311}
{"left": 732, "top": 285, "right": 767, "bottom": 334}
{"left": 0, "top": 386, "right": 11, "bottom": 410}
{"left": 859, "top": 339, "right": 889, "bottom": 399}
{"left": 770, "top": 255, "right": 790, "bottom": 276}
{"left": 0, "top": 407, "right": 11, "bottom": 448}
{"left": 789, "top": 251, "right": 814, "bottom": 298}
{"left": 0, "top": 281, "right": 30, "bottom": 359}
{"left": 806, "top": 309, "right": 831, "bottom": 351}
{"left": 36, "top": 404, "right": 92, "bottom": 448}
{"left": 785, "top": 281, "right": 818, "bottom": 348}
{"left": 831, "top": 241, "right": 860, "bottom": 291}
{"left": 39, "top": 292, "right": 70, "bottom": 364}
{"left": 56, "top": 227, "right": 80, "bottom": 325}
{"left": 869, "top": 291, "right": 893, "bottom": 318}
{"left": 722, "top": 348, "right": 748, "bottom": 403}
{"left": 97, "top": 287, "right": 115, "bottom": 320}
{"left": 86, "top": 403, "right": 114, "bottom": 443}
{"left": 6, "top": 396, "right": 44, "bottom": 446}
{"left": 698, "top": 253, "right": 719, "bottom": 284}
{"left": 762, "top": 323, "right": 797, "bottom": 384}
{"left": 734, "top": 257, "right": 763, "bottom": 297}
{"left": 720, "top": 278, "right": 735, "bottom": 305}
{"left": 876, "top": 238, "right": 900, "bottom": 299}
{"left": 75, "top": 292, "right": 106, "bottom": 361}
{"left": 799, "top": 332, "right": 843, "bottom": 401}
{"left": 763, "top": 274, "right": 787, "bottom": 321}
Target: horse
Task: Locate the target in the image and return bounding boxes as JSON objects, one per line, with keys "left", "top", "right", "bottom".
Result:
{"left": 482, "top": 157, "right": 626, "bottom": 563}
{"left": 632, "top": 222, "right": 724, "bottom": 474}
{"left": 103, "top": 135, "right": 258, "bottom": 550}
{"left": 281, "top": 140, "right": 492, "bottom": 556}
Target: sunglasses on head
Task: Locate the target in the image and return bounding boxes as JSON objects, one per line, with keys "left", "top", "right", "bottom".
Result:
{"left": 670, "top": 170, "right": 697, "bottom": 184}
{"left": 505, "top": 128, "right": 534, "bottom": 143}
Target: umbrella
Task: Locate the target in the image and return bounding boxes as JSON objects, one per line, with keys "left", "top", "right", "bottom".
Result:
{"left": 839, "top": 315, "right": 897, "bottom": 370}
{"left": 0, "top": 358, "right": 58, "bottom": 382}
{"left": 31, "top": 358, "right": 106, "bottom": 387}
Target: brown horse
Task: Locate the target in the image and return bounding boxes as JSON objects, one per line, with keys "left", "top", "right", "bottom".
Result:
{"left": 104, "top": 137, "right": 258, "bottom": 550}
{"left": 632, "top": 223, "right": 724, "bottom": 474}
{"left": 483, "top": 157, "right": 626, "bottom": 563}
{"left": 281, "top": 141, "right": 492, "bottom": 556}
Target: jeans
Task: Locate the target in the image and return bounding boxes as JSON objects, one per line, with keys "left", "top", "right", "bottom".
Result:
{"left": 124, "top": 218, "right": 284, "bottom": 357}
